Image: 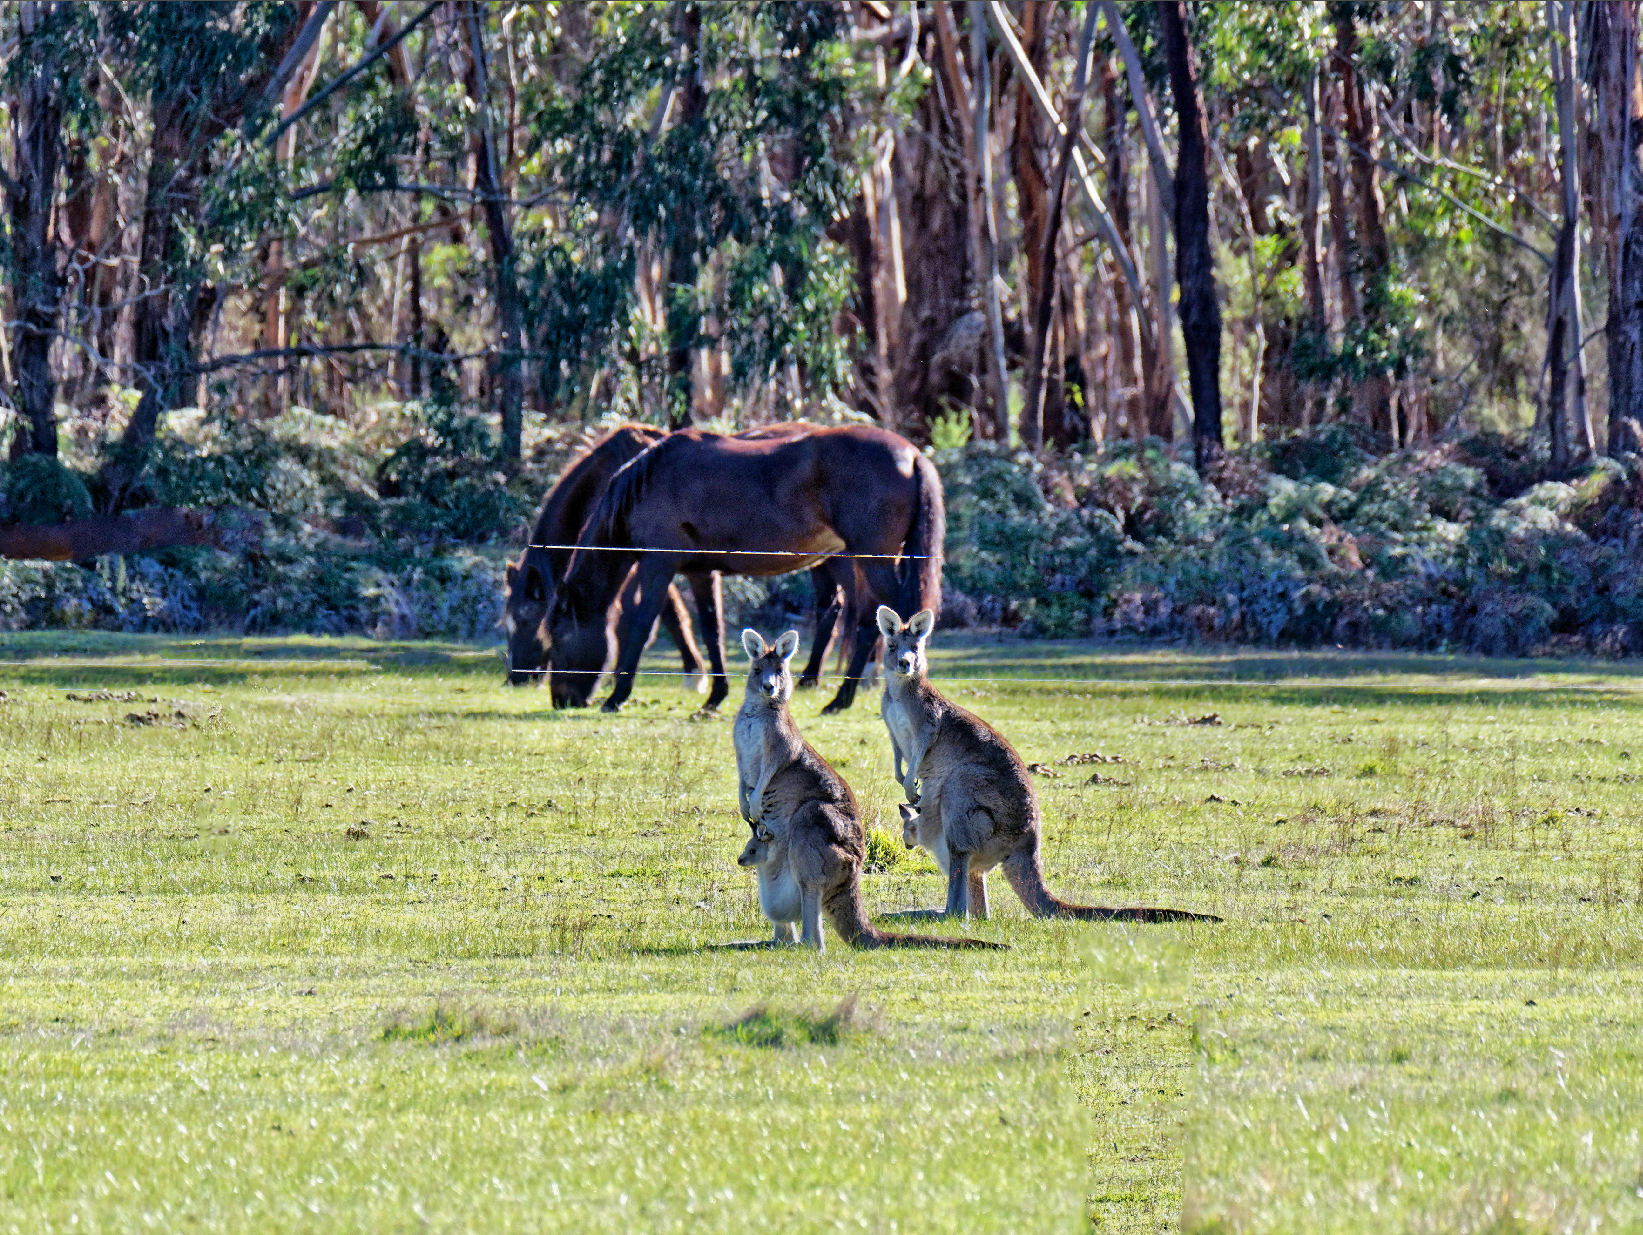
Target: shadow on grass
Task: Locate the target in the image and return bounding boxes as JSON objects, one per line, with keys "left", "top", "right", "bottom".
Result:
{"left": 7, "top": 632, "right": 1643, "bottom": 713}
{"left": 706, "top": 994, "right": 860, "bottom": 1048}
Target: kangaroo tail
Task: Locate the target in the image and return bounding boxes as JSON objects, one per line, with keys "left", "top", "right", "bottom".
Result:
{"left": 825, "top": 881, "right": 1006, "bottom": 950}
{"left": 1002, "top": 850, "right": 1221, "bottom": 924}
{"left": 898, "top": 451, "right": 946, "bottom": 621}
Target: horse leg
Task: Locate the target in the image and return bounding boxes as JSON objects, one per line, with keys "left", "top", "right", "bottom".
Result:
{"left": 619, "top": 567, "right": 665, "bottom": 653}
{"left": 602, "top": 558, "right": 680, "bottom": 713}
{"left": 687, "top": 571, "right": 730, "bottom": 712}
{"left": 666, "top": 578, "right": 708, "bottom": 694}
{"left": 796, "top": 566, "right": 839, "bottom": 690}
{"left": 820, "top": 559, "right": 898, "bottom": 714}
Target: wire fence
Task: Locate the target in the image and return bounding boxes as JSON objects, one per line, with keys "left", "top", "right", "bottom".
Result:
{"left": 526, "top": 543, "right": 932, "bottom": 560}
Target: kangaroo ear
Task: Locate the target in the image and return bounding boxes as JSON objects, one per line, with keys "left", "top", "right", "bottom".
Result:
{"left": 755, "top": 822, "right": 774, "bottom": 842}
{"left": 505, "top": 562, "right": 518, "bottom": 587}
{"left": 741, "top": 629, "right": 766, "bottom": 660}
{"left": 908, "top": 609, "right": 935, "bottom": 638}
{"left": 775, "top": 630, "right": 800, "bottom": 661}
{"left": 875, "top": 605, "right": 902, "bottom": 637}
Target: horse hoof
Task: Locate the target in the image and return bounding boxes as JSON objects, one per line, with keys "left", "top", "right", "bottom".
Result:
{"left": 600, "top": 701, "right": 624, "bottom": 714}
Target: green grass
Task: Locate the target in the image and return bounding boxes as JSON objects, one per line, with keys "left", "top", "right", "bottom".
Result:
{"left": 0, "top": 630, "right": 1640, "bottom": 1232}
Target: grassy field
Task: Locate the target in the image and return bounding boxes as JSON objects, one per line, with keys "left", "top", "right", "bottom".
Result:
{"left": 0, "top": 630, "right": 1639, "bottom": 1233}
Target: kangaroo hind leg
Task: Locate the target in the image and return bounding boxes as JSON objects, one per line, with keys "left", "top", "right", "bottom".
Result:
{"left": 944, "top": 851, "right": 972, "bottom": 920}
{"left": 968, "top": 869, "right": 989, "bottom": 920}
{"left": 799, "top": 886, "right": 825, "bottom": 952}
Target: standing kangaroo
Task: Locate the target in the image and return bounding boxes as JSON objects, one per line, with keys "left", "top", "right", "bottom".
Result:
{"left": 877, "top": 606, "right": 1220, "bottom": 925}
{"left": 732, "top": 628, "right": 1002, "bottom": 952}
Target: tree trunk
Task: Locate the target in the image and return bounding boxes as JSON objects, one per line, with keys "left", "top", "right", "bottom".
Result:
{"left": 866, "top": 128, "right": 906, "bottom": 428}
{"left": 1546, "top": 0, "right": 1584, "bottom": 470}
{"left": 262, "top": 1, "right": 329, "bottom": 417}
{"left": 1022, "top": 1, "right": 1098, "bottom": 452}
{"left": 1158, "top": 2, "right": 1222, "bottom": 472}
{"left": 462, "top": 0, "right": 525, "bottom": 461}
{"left": 664, "top": 1, "right": 706, "bottom": 430}
{"left": 0, "top": 507, "right": 252, "bottom": 561}
{"left": 1100, "top": 59, "right": 1144, "bottom": 442}
{"left": 1334, "top": 1, "right": 1394, "bottom": 440}
{"left": 1143, "top": 148, "right": 1176, "bottom": 440}
{"left": 3, "top": 2, "right": 68, "bottom": 458}
{"left": 890, "top": 30, "right": 975, "bottom": 439}
{"left": 968, "top": 1, "right": 1010, "bottom": 442}
{"left": 1322, "top": 81, "right": 1360, "bottom": 332}
{"left": 103, "top": 8, "right": 309, "bottom": 508}
{"left": 1584, "top": 0, "right": 1643, "bottom": 456}
{"left": 1301, "top": 68, "right": 1328, "bottom": 425}
{"left": 1012, "top": 2, "right": 1051, "bottom": 450}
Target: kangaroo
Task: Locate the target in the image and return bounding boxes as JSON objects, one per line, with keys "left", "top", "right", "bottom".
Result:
{"left": 877, "top": 606, "right": 1221, "bottom": 925}
{"left": 731, "top": 628, "right": 1003, "bottom": 951}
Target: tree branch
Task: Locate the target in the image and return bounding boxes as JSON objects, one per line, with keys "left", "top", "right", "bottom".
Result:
{"left": 1099, "top": 0, "right": 1174, "bottom": 217}
{"left": 264, "top": 0, "right": 440, "bottom": 148}
{"left": 1325, "top": 127, "right": 1553, "bottom": 266}
{"left": 984, "top": 1, "right": 1155, "bottom": 354}
{"left": 260, "top": 1, "right": 338, "bottom": 112}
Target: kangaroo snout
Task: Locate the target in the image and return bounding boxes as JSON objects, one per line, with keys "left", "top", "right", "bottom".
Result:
{"left": 898, "top": 802, "right": 919, "bottom": 849}
{"left": 737, "top": 841, "right": 760, "bottom": 868}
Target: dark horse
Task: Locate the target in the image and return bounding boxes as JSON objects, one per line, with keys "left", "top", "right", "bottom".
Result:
{"left": 504, "top": 425, "right": 848, "bottom": 705}
{"left": 549, "top": 425, "right": 944, "bottom": 714}
{"left": 504, "top": 426, "right": 703, "bottom": 698}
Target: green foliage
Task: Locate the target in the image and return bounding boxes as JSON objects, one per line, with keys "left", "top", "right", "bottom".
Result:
{"left": 377, "top": 398, "right": 527, "bottom": 541}
{"left": 0, "top": 455, "right": 94, "bottom": 526}
{"left": 520, "top": 2, "right": 858, "bottom": 416}
{"left": 928, "top": 409, "right": 973, "bottom": 452}
{"left": 933, "top": 428, "right": 1643, "bottom": 656}
{"left": 863, "top": 826, "right": 906, "bottom": 871}
{"left": 937, "top": 442, "right": 1125, "bottom": 633}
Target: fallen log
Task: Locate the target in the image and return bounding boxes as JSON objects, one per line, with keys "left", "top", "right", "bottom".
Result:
{"left": 0, "top": 508, "right": 259, "bottom": 562}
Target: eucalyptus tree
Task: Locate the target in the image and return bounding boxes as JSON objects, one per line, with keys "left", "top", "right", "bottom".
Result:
{"left": 0, "top": 2, "right": 98, "bottom": 459}
{"left": 520, "top": 2, "right": 859, "bottom": 430}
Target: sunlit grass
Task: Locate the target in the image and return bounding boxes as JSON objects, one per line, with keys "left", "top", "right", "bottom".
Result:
{"left": 0, "top": 630, "right": 1640, "bottom": 1231}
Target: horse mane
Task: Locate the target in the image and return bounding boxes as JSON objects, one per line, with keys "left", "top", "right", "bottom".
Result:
{"left": 581, "top": 429, "right": 679, "bottom": 550}
{"left": 527, "top": 424, "right": 660, "bottom": 548}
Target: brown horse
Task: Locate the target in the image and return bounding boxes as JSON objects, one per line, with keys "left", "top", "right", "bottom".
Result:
{"left": 504, "top": 426, "right": 702, "bottom": 696}
{"left": 504, "top": 425, "right": 847, "bottom": 704}
{"left": 549, "top": 425, "right": 944, "bottom": 714}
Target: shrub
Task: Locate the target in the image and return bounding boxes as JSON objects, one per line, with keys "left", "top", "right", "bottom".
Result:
{"left": 0, "top": 455, "right": 94, "bottom": 525}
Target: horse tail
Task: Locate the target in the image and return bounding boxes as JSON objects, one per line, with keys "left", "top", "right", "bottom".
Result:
{"left": 899, "top": 451, "right": 946, "bottom": 622}
{"left": 1000, "top": 849, "right": 1223, "bottom": 923}
{"left": 833, "top": 576, "right": 856, "bottom": 673}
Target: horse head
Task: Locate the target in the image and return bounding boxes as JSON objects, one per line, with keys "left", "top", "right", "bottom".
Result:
{"left": 502, "top": 553, "right": 554, "bottom": 686}
{"left": 546, "top": 564, "right": 618, "bottom": 708}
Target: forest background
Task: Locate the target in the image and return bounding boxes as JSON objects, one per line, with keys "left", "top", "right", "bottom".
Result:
{"left": 3, "top": 0, "right": 1642, "bottom": 659}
